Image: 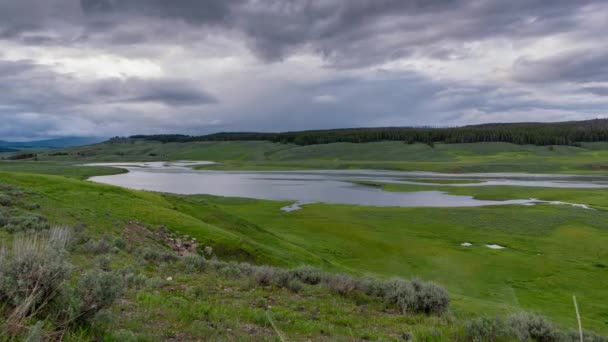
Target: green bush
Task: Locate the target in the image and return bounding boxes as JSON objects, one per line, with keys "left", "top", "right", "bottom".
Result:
{"left": 0, "top": 193, "right": 13, "bottom": 206}
{"left": 0, "top": 227, "right": 70, "bottom": 334}
{"left": 380, "top": 278, "right": 450, "bottom": 315}
{"left": 462, "top": 312, "right": 607, "bottom": 342}
{"left": 324, "top": 273, "right": 358, "bottom": 295}
{"left": 464, "top": 316, "right": 509, "bottom": 342}
{"left": 252, "top": 265, "right": 277, "bottom": 286}
{"left": 137, "top": 246, "right": 178, "bottom": 263}
{"left": 85, "top": 237, "right": 112, "bottom": 254}
{"left": 3, "top": 214, "right": 50, "bottom": 233}
{"left": 183, "top": 255, "right": 207, "bottom": 272}
{"left": 289, "top": 265, "right": 325, "bottom": 285}
{"left": 113, "top": 237, "right": 127, "bottom": 250}
{"left": 507, "top": 312, "right": 560, "bottom": 342}
{"left": 74, "top": 270, "right": 124, "bottom": 322}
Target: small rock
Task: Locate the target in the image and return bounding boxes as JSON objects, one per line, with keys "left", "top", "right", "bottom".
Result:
{"left": 166, "top": 276, "right": 173, "bottom": 281}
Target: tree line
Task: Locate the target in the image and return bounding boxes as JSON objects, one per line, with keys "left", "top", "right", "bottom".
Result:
{"left": 126, "top": 119, "right": 608, "bottom": 146}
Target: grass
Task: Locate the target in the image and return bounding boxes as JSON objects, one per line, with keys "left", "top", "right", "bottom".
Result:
{"left": 3, "top": 140, "right": 608, "bottom": 339}
{"left": 2, "top": 169, "right": 608, "bottom": 335}
{"left": 8, "top": 140, "right": 608, "bottom": 174}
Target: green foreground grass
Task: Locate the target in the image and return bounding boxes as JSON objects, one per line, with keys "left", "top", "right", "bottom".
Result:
{"left": 1, "top": 167, "right": 608, "bottom": 337}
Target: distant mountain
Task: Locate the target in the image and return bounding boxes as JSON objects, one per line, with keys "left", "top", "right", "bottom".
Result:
{"left": 0, "top": 137, "right": 106, "bottom": 149}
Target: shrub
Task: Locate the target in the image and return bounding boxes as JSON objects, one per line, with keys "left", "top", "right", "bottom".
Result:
{"left": 110, "top": 329, "right": 139, "bottom": 342}
{"left": 357, "top": 276, "right": 386, "bottom": 297}
{"left": 0, "top": 194, "right": 13, "bottom": 206}
{"left": 187, "top": 285, "right": 205, "bottom": 299}
{"left": 85, "top": 237, "right": 111, "bottom": 254}
{"left": 286, "top": 279, "right": 304, "bottom": 293}
{"left": 379, "top": 278, "right": 450, "bottom": 315}
{"left": 289, "top": 265, "right": 325, "bottom": 285}
{"left": 95, "top": 255, "right": 112, "bottom": 271}
{"left": 324, "top": 274, "right": 358, "bottom": 295}
{"left": 565, "top": 330, "right": 608, "bottom": 342}
{"left": 74, "top": 270, "right": 124, "bottom": 322}
{"left": 507, "top": 312, "right": 560, "bottom": 342}
{"left": 218, "top": 262, "right": 243, "bottom": 278}
{"left": 137, "top": 246, "right": 178, "bottom": 263}
{"left": 464, "top": 316, "right": 509, "bottom": 342}
{"left": 3, "top": 214, "right": 50, "bottom": 233}
{"left": 0, "top": 227, "right": 71, "bottom": 334}
{"left": 113, "top": 237, "right": 127, "bottom": 250}
{"left": 252, "top": 265, "right": 277, "bottom": 286}
{"left": 183, "top": 255, "right": 207, "bottom": 272}
{"left": 145, "top": 276, "right": 164, "bottom": 289}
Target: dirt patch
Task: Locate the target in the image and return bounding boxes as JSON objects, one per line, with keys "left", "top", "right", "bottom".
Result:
{"left": 122, "top": 221, "right": 199, "bottom": 256}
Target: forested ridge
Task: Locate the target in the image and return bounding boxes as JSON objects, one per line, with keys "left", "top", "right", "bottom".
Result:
{"left": 127, "top": 119, "right": 608, "bottom": 146}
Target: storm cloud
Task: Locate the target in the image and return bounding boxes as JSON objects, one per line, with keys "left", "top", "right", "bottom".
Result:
{"left": 0, "top": 0, "right": 607, "bottom": 140}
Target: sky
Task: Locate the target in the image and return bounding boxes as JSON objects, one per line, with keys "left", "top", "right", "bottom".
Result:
{"left": 1, "top": 0, "right": 608, "bottom": 140}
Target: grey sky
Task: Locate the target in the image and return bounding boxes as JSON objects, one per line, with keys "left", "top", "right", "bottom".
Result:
{"left": 0, "top": 0, "right": 607, "bottom": 140}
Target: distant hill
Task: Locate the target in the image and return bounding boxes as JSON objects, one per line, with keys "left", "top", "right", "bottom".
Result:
{"left": 0, "top": 137, "right": 106, "bottom": 150}
{"left": 128, "top": 118, "right": 608, "bottom": 147}
{"left": 0, "top": 147, "right": 18, "bottom": 152}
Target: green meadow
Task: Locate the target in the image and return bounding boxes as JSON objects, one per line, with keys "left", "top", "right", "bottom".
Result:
{"left": 2, "top": 140, "right": 608, "bottom": 339}
{"left": 19, "top": 140, "right": 608, "bottom": 174}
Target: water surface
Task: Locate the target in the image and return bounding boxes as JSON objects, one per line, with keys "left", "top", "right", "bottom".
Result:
{"left": 87, "top": 162, "right": 603, "bottom": 208}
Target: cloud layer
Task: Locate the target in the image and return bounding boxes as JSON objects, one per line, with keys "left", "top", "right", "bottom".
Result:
{"left": 0, "top": 0, "right": 607, "bottom": 140}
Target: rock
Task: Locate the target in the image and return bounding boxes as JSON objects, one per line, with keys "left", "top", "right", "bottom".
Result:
{"left": 166, "top": 276, "right": 173, "bottom": 281}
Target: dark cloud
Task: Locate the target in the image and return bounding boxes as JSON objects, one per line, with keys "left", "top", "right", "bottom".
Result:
{"left": 0, "top": 0, "right": 607, "bottom": 139}
{"left": 582, "top": 87, "right": 608, "bottom": 97}
{"left": 513, "top": 50, "right": 608, "bottom": 84}
{"left": 92, "top": 78, "right": 218, "bottom": 106}
{"left": 0, "top": 60, "right": 216, "bottom": 114}
{"left": 0, "top": 0, "right": 601, "bottom": 67}
{"left": 0, "top": 60, "right": 38, "bottom": 76}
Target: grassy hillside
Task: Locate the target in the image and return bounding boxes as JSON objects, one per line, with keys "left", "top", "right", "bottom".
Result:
{"left": 7, "top": 139, "right": 608, "bottom": 174}
{"left": 1, "top": 168, "right": 608, "bottom": 339}
{"left": 3, "top": 142, "right": 608, "bottom": 339}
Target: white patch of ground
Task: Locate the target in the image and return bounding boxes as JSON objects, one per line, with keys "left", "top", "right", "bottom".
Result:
{"left": 461, "top": 242, "right": 473, "bottom": 247}
{"left": 281, "top": 201, "right": 312, "bottom": 212}
{"left": 486, "top": 244, "right": 506, "bottom": 249}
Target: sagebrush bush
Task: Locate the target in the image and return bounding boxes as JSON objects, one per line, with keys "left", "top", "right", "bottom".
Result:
{"left": 289, "top": 265, "right": 325, "bottom": 285}
{"left": 2, "top": 214, "right": 50, "bottom": 233}
{"left": 507, "top": 312, "right": 560, "bottom": 342}
{"left": 0, "top": 193, "right": 13, "bottom": 206}
{"left": 378, "top": 278, "right": 450, "bottom": 315}
{"left": 464, "top": 316, "right": 509, "bottom": 342}
{"left": 74, "top": 269, "right": 124, "bottom": 322}
{"left": 0, "top": 227, "right": 70, "bottom": 334}
{"left": 324, "top": 273, "right": 358, "bottom": 295}
{"left": 113, "top": 237, "right": 127, "bottom": 250}
{"left": 85, "top": 237, "right": 112, "bottom": 254}
{"left": 137, "top": 246, "right": 178, "bottom": 262}
{"left": 462, "top": 312, "right": 607, "bottom": 342}
{"left": 252, "top": 265, "right": 277, "bottom": 286}
{"left": 183, "top": 255, "right": 207, "bottom": 272}
{"left": 282, "top": 279, "right": 301, "bottom": 294}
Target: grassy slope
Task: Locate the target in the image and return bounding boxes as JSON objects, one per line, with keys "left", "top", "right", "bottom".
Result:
{"left": 2, "top": 169, "right": 607, "bottom": 333}
{"left": 3, "top": 140, "right": 608, "bottom": 336}
{"left": 211, "top": 197, "right": 608, "bottom": 333}
{"left": 1, "top": 172, "right": 455, "bottom": 341}
{"left": 19, "top": 140, "right": 608, "bottom": 174}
